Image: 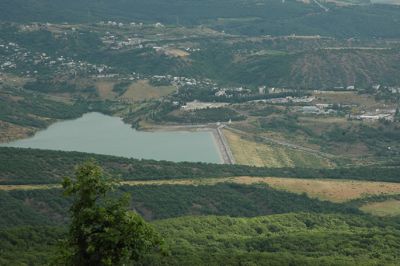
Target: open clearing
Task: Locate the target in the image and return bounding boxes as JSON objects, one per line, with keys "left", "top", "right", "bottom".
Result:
{"left": 223, "top": 129, "right": 333, "bottom": 168}
{"left": 95, "top": 81, "right": 117, "bottom": 99}
{"left": 2, "top": 177, "right": 400, "bottom": 204}
{"left": 0, "top": 120, "right": 36, "bottom": 142}
{"left": 0, "top": 184, "right": 60, "bottom": 191}
{"left": 164, "top": 48, "right": 190, "bottom": 57}
{"left": 360, "top": 200, "right": 400, "bottom": 216}
{"left": 313, "top": 91, "right": 384, "bottom": 108}
{"left": 246, "top": 177, "right": 400, "bottom": 203}
{"left": 120, "top": 80, "right": 176, "bottom": 101}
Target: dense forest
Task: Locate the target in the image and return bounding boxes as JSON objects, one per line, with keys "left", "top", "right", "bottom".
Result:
{"left": 1, "top": 203, "right": 399, "bottom": 265}
{"left": 1, "top": 147, "right": 400, "bottom": 185}
{"left": 2, "top": 0, "right": 400, "bottom": 39}
{"left": 0, "top": 149, "right": 400, "bottom": 264}
{"left": 0, "top": 183, "right": 359, "bottom": 226}
{"left": 1, "top": 160, "right": 399, "bottom": 265}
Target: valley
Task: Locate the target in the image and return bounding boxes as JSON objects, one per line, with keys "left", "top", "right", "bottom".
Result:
{"left": 1, "top": 0, "right": 400, "bottom": 265}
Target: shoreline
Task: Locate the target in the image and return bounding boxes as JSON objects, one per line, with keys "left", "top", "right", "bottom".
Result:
{"left": 0, "top": 113, "right": 236, "bottom": 165}
{"left": 140, "top": 123, "right": 235, "bottom": 165}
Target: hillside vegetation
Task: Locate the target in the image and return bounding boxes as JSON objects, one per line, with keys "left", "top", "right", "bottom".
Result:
{"left": 2, "top": 212, "right": 400, "bottom": 265}
{"left": 1, "top": 1, "right": 400, "bottom": 264}
{"left": 152, "top": 213, "right": 400, "bottom": 265}
{"left": 1, "top": 147, "right": 400, "bottom": 185}
{"left": 0, "top": 153, "right": 400, "bottom": 265}
{"left": 2, "top": 0, "right": 400, "bottom": 38}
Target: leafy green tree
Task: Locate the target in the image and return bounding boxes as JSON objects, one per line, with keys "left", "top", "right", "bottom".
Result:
{"left": 61, "top": 160, "right": 162, "bottom": 266}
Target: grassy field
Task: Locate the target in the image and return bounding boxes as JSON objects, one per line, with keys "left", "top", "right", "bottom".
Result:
{"left": 313, "top": 91, "right": 384, "bottom": 109}
{"left": 360, "top": 200, "right": 400, "bottom": 216}
{"left": 164, "top": 48, "right": 190, "bottom": 57}
{"left": 223, "top": 129, "right": 333, "bottom": 168}
{"left": 256, "top": 177, "right": 400, "bottom": 203}
{"left": 120, "top": 80, "right": 176, "bottom": 101}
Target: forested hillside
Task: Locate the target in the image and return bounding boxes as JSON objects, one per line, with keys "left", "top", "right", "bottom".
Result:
{"left": 1, "top": 150, "right": 400, "bottom": 264}
{"left": 182, "top": 45, "right": 400, "bottom": 88}
{"left": 1, "top": 148, "right": 400, "bottom": 185}
{"left": 1, "top": 0, "right": 400, "bottom": 264}
{"left": 152, "top": 213, "right": 400, "bottom": 265}
{"left": 0, "top": 183, "right": 359, "bottom": 226}
{"left": 2, "top": 0, "right": 400, "bottom": 38}
{"left": 1, "top": 189, "right": 399, "bottom": 265}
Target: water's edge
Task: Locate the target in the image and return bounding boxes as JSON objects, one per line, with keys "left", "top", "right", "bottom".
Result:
{"left": 1, "top": 113, "right": 227, "bottom": 164}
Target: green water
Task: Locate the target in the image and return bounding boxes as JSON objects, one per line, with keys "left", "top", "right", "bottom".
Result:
{"left": 1, "top": 112, "right": 222, "bottom": 163}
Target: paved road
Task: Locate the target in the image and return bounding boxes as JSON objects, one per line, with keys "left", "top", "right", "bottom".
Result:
{"left": 217, "top": 125, "right": 236, "bottom": 164}
{"left": 312, "top": 0, "right": 329, "bottom": 12}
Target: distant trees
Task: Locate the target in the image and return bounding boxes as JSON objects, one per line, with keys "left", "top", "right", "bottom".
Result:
{"left": 60, "top": 161, "right": 163, "bottom": 265}
{"left": 162, "top": 107, "right": 246, "bottom": 123}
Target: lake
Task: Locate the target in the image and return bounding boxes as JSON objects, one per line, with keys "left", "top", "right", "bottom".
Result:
{"left": 0, "top": 112, "right": 222, "bottom": 163}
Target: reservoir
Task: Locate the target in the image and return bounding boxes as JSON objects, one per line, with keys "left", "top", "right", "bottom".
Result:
{"left": 0, "top": 112, "right": 222, "bottom": 163}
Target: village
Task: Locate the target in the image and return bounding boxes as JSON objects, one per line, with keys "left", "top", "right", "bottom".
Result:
{"left": 1, "top": 21, "right": 399, "bottom": 126}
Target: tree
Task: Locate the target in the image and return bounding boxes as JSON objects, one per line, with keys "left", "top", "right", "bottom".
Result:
{"left": 61, "top": 160, "right": 163, "bottom": 266}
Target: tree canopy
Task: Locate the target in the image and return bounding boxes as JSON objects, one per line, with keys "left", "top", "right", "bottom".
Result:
{"left": 61, "top": 160, "right": 163, "bottom": 266}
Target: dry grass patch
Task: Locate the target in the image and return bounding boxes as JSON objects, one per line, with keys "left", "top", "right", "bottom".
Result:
{"left": 121, "top": 178, "right": 232, "bottom": 186}
{"left": 1, "top": 74, "right": 32, "bottom": 87}
{"left": 0, "top": 121, "right": 36, "bottom": 142}
{"left": 0, "top": 184, "right": 60, "bottom": 191}
{"left": 237, "top": 177, "right": 400, "bottom": 203}
{"left": 95, "top": 81, "right": 117, "bottom": 99}
{"left": 313, "top": 91, "right": 382, "bottom": 108}
{"left": 360, "top": 200, "right": 400, "bottom": 216}
{"left": 223, "top": 129, "right": 332, "bottom": 168}
{"left": 120, "top": 80, "right": 175, "bottom": 101}
{"left": 164, "top": 48, "right": 190, "bottom": 57}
